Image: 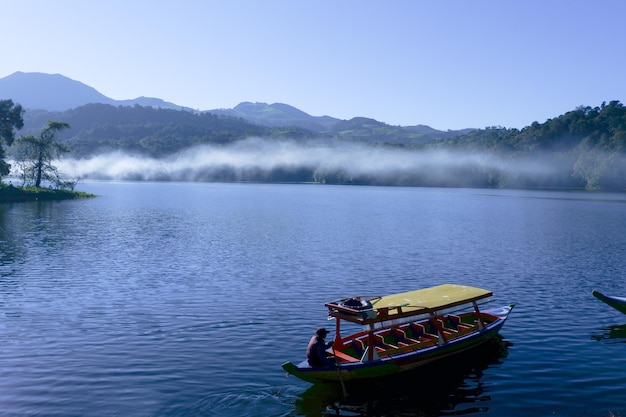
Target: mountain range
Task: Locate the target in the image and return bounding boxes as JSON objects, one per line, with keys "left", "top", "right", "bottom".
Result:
{"left": 0, "top": 72, "right": 191, "bottom": 112}
{"left": 0, "top": 71, "right": 470, "bottom": 141}
{"left": 1, "top": 72, "right": 625, "bottom": 191}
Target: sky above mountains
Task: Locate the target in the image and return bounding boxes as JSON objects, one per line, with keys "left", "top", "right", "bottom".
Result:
{"left": 2, "top": 1, "right": 625, "bottom": 130}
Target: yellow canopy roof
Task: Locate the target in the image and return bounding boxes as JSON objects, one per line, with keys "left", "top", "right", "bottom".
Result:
{"left": 326, "top": 284, "right": 492, "bottom": 325}
{"left": 372, "top": 284, "right": 492, "bottom": 312}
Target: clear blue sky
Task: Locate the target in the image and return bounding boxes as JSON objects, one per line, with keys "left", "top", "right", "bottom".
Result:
{"left": 2, "top": 1, "right": 625, "bottom": 130}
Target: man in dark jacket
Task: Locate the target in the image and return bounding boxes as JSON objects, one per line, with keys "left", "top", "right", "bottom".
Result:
{"left": 306, "top": 327, "right": 335, "bottom": 368}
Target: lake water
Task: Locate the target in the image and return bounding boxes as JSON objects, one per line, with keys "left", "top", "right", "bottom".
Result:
{"left": 1, "top": 181, "right": 626, "bottom": 416}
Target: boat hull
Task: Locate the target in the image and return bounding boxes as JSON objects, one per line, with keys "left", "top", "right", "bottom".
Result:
{"left": 282, "top": 305, "right": 513, "bottom": 383}
{"left": 592, "top": 290, "right": 626, "bottom": 315}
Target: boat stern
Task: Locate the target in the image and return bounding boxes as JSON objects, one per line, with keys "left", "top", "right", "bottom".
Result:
{"left": 282, "top": 361, "right": 332, "bottom": 384}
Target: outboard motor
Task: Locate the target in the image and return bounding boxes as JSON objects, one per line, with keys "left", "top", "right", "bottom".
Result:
{"left": 341, "top": 297, "right": 373, "bottom": 311}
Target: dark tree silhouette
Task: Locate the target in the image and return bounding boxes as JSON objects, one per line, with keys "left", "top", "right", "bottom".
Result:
{"left": 16, "top": 121, "right": 71, "bottom": 188}
{"left": 0, "top": 99, "right": 25, "bottom": 179}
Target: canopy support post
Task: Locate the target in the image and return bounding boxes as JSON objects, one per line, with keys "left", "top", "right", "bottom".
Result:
{"left": 473, "top": 301, "right": 484, "bottom": 330}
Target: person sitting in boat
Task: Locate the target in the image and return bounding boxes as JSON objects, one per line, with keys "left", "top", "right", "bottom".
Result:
{"left": 306, "top": 327, "right": 335, "bottom": 368}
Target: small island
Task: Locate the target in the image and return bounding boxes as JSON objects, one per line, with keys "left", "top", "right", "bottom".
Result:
{"left": 1, "top": 101, "right": 96, "bottom": 203}
{"left": 0, "top": 184, "right": 95, "bottom": 203}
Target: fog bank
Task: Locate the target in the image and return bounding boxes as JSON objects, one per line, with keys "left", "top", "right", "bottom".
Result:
{"left": 55, "top": 137, "right": 573, "bottom": 187}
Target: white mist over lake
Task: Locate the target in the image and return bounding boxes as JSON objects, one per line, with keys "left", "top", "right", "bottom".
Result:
{"left": 53, "top": 138, "right": 562, "bottom": 184}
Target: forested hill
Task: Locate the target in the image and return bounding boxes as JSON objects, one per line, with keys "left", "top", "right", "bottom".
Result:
{"left": 12, "top": 100, "right": 626, "bottom": 191}
{"left": 18, "top": 103, "right": 467, "bottom": 157}
{"left": 438, "top": 100, "right": 626, "bottom": 152}
{"left": 425, "top": 100, "right": 626, "bottom": 190}
{"left": 20, "top": 103, "right": 319, "bottom": 157}
{"left": 208, "top": 102, "right": 471, "bottom": 143}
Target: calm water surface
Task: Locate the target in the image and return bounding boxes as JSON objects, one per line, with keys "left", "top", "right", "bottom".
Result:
{"left": 1, "top": 182, "right": 626, "bottom": 416}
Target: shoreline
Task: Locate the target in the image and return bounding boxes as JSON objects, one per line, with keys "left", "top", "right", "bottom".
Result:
{"left": 0, "top": 185, "right": 96, "bottom": 203}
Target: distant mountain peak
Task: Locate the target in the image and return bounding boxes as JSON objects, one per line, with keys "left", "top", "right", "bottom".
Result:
{"left": 232, "top": 102, "right": 312, "bottom": 118}
{"left": 0, "top": 71, "right": 114, "bottom": 111}
{"left": 210, "top": 101, "right": 340, "bottom": 131}
{"left": 0, "top": 71, "right": 188, "bottom": 112}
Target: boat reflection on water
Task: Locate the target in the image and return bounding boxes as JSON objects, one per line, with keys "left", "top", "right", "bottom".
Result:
{"left": 294, "top": 335, "right": 511, "bottom": 417}
{"left": 591, "top": 323, "right": 626, "bottom": 344}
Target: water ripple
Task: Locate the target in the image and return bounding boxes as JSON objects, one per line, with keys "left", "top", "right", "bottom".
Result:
{"left": 1, "top": 183, "right": 626, "bottom": 416}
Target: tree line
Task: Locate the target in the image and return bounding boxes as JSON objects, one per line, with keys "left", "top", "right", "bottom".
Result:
{"left": 2, "top": 99, "right": 626, "bottom": 190}
{"left": 423, "top": 100, "right": 626, "bottom": 190}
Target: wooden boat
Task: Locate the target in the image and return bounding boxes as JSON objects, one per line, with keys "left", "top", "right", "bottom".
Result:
{"left": 282, "top": 283, "right": 514, "bottom": 383}
{"left": 592, "top": 290, "right": 626, "bottom": 314}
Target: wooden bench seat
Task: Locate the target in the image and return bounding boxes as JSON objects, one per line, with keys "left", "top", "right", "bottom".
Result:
{"left": 331, "top": 349, "right": 359, "bottom": 363}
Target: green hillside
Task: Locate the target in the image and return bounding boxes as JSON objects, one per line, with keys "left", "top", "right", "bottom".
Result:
{"left": 19, "top": 103, "right": 320, "bottom": 158}
{"left": 7, "top": 100, "right": 626, "bottom": 191}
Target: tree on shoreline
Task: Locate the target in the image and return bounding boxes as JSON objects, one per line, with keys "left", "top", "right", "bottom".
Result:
{"left": 14, "top": 120, "right": 73, "bottom": 188}
{"left": 0, "top": 99, "right": 25, "bottom": 180}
